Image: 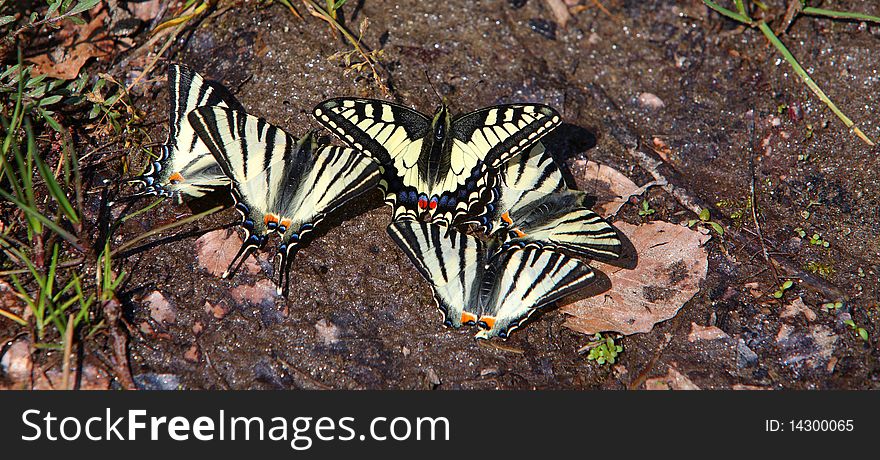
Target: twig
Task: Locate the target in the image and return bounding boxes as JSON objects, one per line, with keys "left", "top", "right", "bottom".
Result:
{"left": 747, "top": 109, "right": 779, "bottom": 281}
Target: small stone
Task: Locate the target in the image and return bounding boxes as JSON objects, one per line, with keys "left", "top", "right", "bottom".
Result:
{"left": 638, "top": 92, "right": 665, "bottom": 110}
{"left": 192, "top": 321, "right": 203, "bottom": 335}
{"left": 780, "top": 297, "right": 817, "bottom": 322}
{"left": 736, "top": 338, "right": 759, "bottom": 368}
{"left": 688, "top": 322, "right": 729, "bottom": 342}
{"left": 204, "top": 301, "right": 230, "bottom": 320}
{"left": 480, "top": 367, "right": 500, "bottom": 377}
{"left": 424, "top": 368, "right": 441, "bottom": 388}
{"left": 315, "top": 319, "right": 340, "bottom": 345}
{"left": 184, "top": 344, "right": 200, "bottom": 363}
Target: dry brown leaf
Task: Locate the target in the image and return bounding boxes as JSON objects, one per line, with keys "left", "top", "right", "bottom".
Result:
{"left": 29, "top": 9, "right": 116, "bottom": 79}
{"left": 779, "top": 296, "right": 817, "bottom": 322}
{"left": 572, "top": 160, "right": 640, "bottom": 216}
{"left": 195, "top": 229, "right": 261, "bottom": 277}
{"left": 229, "top": 279, "right": 278, "bottom": 307}
{"left": 562, "top": 221, "right": 710, "bottom": 335}
{"left": 144, "top": 290, "right": 176, "bottom": 325}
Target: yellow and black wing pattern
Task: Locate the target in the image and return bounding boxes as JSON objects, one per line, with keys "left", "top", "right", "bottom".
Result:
{"left": 387, "top": 220, "right": 595, "bottom": 339}
{"left": 314, "top": 98, "right": 560, "bottom": 226}
{"left": 188, "top": 106, "right": 380, "bottom": 294}
{"left": 131, "top": 64, "right": 244, "bottom": 200}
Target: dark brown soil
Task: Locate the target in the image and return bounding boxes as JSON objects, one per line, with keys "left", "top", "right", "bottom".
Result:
{"left": 4, "top": 0, "right": 880, "bottom": 389}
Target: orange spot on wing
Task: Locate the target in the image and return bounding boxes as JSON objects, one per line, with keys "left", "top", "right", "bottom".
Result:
{"left": 264, "top": 214, "right": 279, "bottom": 226}
{"left": 279, "top": 218, "right": 292, "bottom": 229}
{"left": 168, "top": 172, "right": 185, "bottom": 183}
{"left": 461, "top": 312, "right": 478, "bottom": 324}
{"left": 513, "top": 228, "right": 527, "bottom": 238}
{"left": 479, "top": 316, "right": 496, "bottom": 330}
{"left": 501, "top": 212, "right": 513, "bottom": 225}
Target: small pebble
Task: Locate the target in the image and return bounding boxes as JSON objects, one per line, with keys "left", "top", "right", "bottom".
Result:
{"left": 528, "top": 18, "right": 557, "bottom": 40}
{"left": 638, "top": 92, "right": 665, "bottom": 110}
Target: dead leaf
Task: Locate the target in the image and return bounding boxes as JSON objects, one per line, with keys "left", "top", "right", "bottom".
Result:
{"left": 195, "top": 229, "right": 261, "bottom": 277}
{"left": 203, "top": 301, "right": 230, "bottom": 320}
{"left": 144, "top": 290, "right": 176, "bottom": 325}
{"left": 644, "top": 365, "right": 700, "bottom": 390}
{"left": 780, "top": 296, "right": 817, "bottom": 322}
{"left": 572, "top": 160, "right": 640, "bottom": 216}
{"left": 184, "top": 344, "right": 200, "bottom": 363}
{"left": 29, "top": 9, "right": 117, "bottom": 79}
{"left": 562, "top": 221, "right": 710, "bottom": 335}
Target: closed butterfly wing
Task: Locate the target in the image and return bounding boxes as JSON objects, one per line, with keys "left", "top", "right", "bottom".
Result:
{"left": 386, "top": 221, "right": 484, "bottom": 328}
{"left": 460, "top": 142, "right": 566, "bottom": 232}
{"left": 131, "top": 64, "right": 244, "bottom": 200}
{"left": 188, "top": 106, "right": 380, "bottom": 294}
{"left": 475, "top": 247, "right": 596, "bottom": 340}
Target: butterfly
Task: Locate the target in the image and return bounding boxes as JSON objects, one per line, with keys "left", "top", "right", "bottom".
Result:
{"left": 187, "top": 106, "right": 381, "bottom": 295}
{"left": 130, "top": 64, "right": 244, "bottom": 201}
{"left": 387, "top": 220, "right": 596, "bottom": 339}
{"left": 463, "top": 142, "right": 622, "bottom": 261}
{"left": 313, "top": 98, "right": 561, "bottom": 226}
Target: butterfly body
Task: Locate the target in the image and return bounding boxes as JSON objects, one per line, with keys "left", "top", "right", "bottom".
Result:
{"left": 314, "top": 98, "right": 561, "bottom": 226}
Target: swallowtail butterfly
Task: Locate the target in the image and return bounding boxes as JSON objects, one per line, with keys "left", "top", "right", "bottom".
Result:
{"left": 387, "top": 220, "right": 595, "bottom": 339}
{"left": 464, "top": 143, "right": 622, "bottom": 260}
{"left": 313, "top": 98, "right": 561, "bottom": 226}
{"left": 130, "top": 64, "right": 244, "bottom": 201}
{"left": 188, "top": 106, "right": 381, "bottom": 295}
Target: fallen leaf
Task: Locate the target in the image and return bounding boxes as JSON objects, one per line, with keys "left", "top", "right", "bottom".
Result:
{"left": 29, "top": 9, "right": 117, "bottom": 79}
{"left": 184, "top": 344, "right": 200, "bottom": 363}
{"left": 144, "top": 290, "right": 176, "bottom": 324}
{"left": 687, "top": 322, "right": 729, "bottom": 342}
{"left": 779, "top": 296, "right": 817, "bottom": 322}
{"left": 562, "top": 221, "right": 710, "bottom": 335}
{"left": 644, "top": 365, "right": 700, "bottom": 390}
{"left": 571, "top": 160, "right": 640, "bottom": 216}
{"left": 203, "top": 301, "right": 230, "bottom": 320}
{"left": 196, "top": 229, "right": 261, "bottom": 277}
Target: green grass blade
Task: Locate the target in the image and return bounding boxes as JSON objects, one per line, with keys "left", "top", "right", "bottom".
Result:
{"left": 802, "top": 6, "right": 880, "bottom": 24}
{"left": 703, "top": 0, "right": 752, "bottom": 24}
{"left": 756, "top": 21, "right": 875, "bottom": 146}
{"left": 31, "top": 122, "right": 80, "bottom": 224}
{"left": 0, "top": 188, "right": 84, "bottom": 251}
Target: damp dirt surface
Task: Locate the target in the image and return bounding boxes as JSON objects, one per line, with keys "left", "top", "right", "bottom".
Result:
{"left": 5, "top": 0, "right": 880, "bottom": 389}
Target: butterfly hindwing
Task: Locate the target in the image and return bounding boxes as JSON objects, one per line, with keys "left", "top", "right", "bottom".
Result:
{"left": 386, "top": 221, "right": 484, "bottom": 328}
{"left": 476, "top": 246, "right": 596, "bottom": 340}
{"left": 132, "top": 64, "right": 244, "bottom": 200}
{"left": 188, "top": 106, "right": 380, "bottom": 294}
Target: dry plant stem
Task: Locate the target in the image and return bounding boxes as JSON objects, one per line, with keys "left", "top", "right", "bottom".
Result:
{"left": 103, "top": 298, "right": 135, "bottom": 390}
{"left": 61, "top": 313, "right": 74, "bottom": 390}
{"left": 299, "top": 0, "right": 389, "bottom": 96}
{"left": 748, "top": 111, "right": 779, "bottom": 281}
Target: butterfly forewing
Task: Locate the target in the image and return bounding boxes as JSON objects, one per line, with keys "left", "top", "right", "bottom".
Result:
{"left": 475, "top": 247, "right": 596, "bottom": 339}
{"left": 505, "top": 203, "right": 622, "bottom": 260}
{"left": 314, "top": 98, "right": 561, "bottom": 225}
{"left": 386, "top": 221, "right": 484, "bottom": 328}
{"left": 450, "top": 104, "right": 561, "bottom": 170}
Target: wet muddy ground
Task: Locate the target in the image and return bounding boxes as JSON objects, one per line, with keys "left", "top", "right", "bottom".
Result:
{"left": 4, "top": 0, "right": 880, "bottom": 389}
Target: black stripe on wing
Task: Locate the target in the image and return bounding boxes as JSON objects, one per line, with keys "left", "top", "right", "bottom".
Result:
{"left": 313, "top": 98, "right": 430, "bottom": 164}
{"left": 450, "top": 104, "right": 561, "bottom": 169}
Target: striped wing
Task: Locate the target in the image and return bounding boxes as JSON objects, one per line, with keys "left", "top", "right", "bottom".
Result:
{"left": 450, "top": 104, "right": 561, "bottom": 171}
{"left": 460, "top": 142, "right": 566, "bottom": 231}
{"left": 386, "top": 221, "right": 484, "bottom": 328}
{"left": 132, "top": 64, "right": 243, "bottom": 199}
{"left": 188, "top": 106, "right": 380, "bottom": 293}
{"left": 475, "top": 247, "right": 595, "bottom": 340}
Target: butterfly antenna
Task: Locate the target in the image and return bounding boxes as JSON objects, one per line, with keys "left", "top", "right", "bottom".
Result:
{"left": 423, "top": 70, "right": 444, "bottom": 105}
